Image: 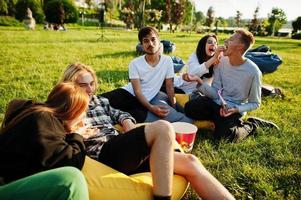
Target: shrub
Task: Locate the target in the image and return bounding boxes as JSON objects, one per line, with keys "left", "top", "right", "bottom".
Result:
{"left": 15, "top": 0, "right": 44, "bottom": 23}
{"left": 0, "top": 16, "right": 22, "bottom": 26}
{"left": 292, "top": 33, "right": 301, "bottom": 40}
{"left": 44, "top": 0, "right": 78, "bottom": 24}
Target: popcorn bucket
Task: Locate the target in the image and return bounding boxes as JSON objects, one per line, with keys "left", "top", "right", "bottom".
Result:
{"left": 172, "top": 122, "right": 198, "bottom": 153}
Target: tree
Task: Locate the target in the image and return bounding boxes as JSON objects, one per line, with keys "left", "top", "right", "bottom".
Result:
{"left": 0, "top": 0, "right": 17, "bottom": 16}
{"left": 166, "top": 0, "right": 171, "bottom": 31}
{"left": 145, "top": 8, "right": 161, "bottom": 27}
{"left": 120, "top": 6, "right": 135, "bottom": 29}
{"left": 292, "top": 16, "right": 301, "bottom": 34}
{"left": 170, "top": 0, "right": 185, "bottom": 30}
{"left": 267, "top": 7, "right": 287, "bottom": 36}
{"left": 15, "top": 0, "right": 45, "bottom": 23}
{"left": 44, "top": 0, "right": 78, "bottom": 24}
{"left": 249, "top": 6, "right": 260, "bottom": 35}
{"left": 205, "top": 6, "right": 215, "bottom": 29}
{"left": 194, "top": 10, "right": 205, "bottom": 25}
{"left": 235, "top": 10, "right": 242, "bottom": 27}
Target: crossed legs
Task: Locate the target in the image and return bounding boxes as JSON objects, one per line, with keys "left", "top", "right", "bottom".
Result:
{"left": 174, "top": 152, "right": 235, "bottom": 200}
{"left": 144, "top": 121, "right": 235, "bottom": 199}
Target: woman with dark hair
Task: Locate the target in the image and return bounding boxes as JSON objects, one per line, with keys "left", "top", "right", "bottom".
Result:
{"left": 174, "top": 34, "right": 220, "bottom": 94}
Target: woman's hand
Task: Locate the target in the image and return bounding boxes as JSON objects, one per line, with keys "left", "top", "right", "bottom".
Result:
{"left": 80, "top": 128, "right": 98, "bottom": 139}
{"left": 182, "top": 73, "right": 203, "bottom": 84}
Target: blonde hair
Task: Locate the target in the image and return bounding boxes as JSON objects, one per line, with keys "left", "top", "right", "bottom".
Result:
{"left": 60, "top": 63, "right": 98, "bottom": 93}
{"left": 1, "top": 82, "right": 89, "bottom": 133}
{"left": 235, "top": 29, "right": 255, "bottom": 52}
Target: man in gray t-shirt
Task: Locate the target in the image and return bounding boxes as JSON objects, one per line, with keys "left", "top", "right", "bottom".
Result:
{"left": 184, "top": 29, "right": 277, "bottom": 142}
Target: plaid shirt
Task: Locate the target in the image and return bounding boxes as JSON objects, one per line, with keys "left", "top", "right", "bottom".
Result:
{"left": 84, "top": 95, "right": 136, "bottom": 160}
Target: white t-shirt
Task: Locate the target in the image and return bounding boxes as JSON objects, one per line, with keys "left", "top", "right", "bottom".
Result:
{"left": 173, "top": 53, "right": 209, "bottom": 94}
{"left": 123, "top": 55, "right": 174, "bottom": 101}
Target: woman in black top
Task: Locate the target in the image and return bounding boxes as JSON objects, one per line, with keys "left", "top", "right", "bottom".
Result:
{"left": 0, "top": 82, "right": 89, "bottom": 184}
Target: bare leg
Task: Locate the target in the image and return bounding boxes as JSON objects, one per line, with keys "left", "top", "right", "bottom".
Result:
{"left": 144, "top": 120, "right": 175, "bottom": 196}
{"left": 174, "top": 152, "right": 235, "bottom": 200}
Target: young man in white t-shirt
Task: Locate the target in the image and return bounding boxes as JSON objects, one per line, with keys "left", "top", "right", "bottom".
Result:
{"left": 102, "top": 26, "right": 192, "bottom": 123}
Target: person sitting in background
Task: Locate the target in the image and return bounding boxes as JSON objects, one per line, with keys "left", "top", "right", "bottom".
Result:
{"left": 173, "top": 34, "right": 220, "bottom": 95}
{"left": 101, "top": 26, "right": 192, "bottom": 123}
{"left": 184, "top": 29, "right": 279, "bottom": 142}
{"left": 60, "top": 62, "right": 235, "bottom": 200}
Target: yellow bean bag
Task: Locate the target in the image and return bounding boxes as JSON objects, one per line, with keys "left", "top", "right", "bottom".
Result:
{"left": 83, "top": 123, "right": 188, "bottom": 200}
{"left": 82, "top": 156, "right": 188, "bottom": 200}
{"left": 175, "top": 94, "right": 215, "bottom": 130}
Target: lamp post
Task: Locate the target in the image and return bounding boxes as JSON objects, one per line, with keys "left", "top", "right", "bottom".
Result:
{"left": 79, "top": 11, "right": 86, "bottom": 26}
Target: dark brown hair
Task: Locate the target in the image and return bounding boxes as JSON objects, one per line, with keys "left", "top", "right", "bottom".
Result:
{"left": 138, "top": 26, "right": 159, "bottom": 43}
{"left": 196, "top": 34, "right": 218, "bottom": 78}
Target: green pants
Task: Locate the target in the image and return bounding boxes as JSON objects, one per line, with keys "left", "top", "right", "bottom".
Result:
{"left": 0, "top": 167, "right": 89, "bottom": 200}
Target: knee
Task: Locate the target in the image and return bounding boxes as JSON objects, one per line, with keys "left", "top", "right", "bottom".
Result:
{"left": 183, "top": 154, "right": 204, "bottom": 176}
{"left": 55, "top": 167, "right": 86, "bottom": 186}
{"left": 147, "top": 120, "right": 175, "bottom": 141}
{"left": 48, "top": 167, "right": 89, "bottom": 200}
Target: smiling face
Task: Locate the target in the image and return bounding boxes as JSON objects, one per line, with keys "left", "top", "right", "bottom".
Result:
{"left": 223, "top": 32, "right": 244, "bottom": 56}
{"left": 141, "top": 32, "right": 161, "bottom": 55}
{"left": 205, "top": 36, "right": 218, "bottom": 57}
{"left": 75, "top": 72, "right": 95, "bottom": 98}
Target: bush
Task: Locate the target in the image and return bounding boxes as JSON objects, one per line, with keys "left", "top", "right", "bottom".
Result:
{"left": 292, "top": 33, "right": 301, "bottom": 39}
{"left": 0, "top": 16, "right": 22, "bottom": 26}
{"left": 15, "top": 0, "right": 45, "bottom": 23}
{"left": 44, "top": 0, "right": 78, "bottom": 24}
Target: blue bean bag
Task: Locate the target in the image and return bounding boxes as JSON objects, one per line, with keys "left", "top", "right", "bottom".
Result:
{"left": 245, "top": 52, "right": 282, "bottom": 74}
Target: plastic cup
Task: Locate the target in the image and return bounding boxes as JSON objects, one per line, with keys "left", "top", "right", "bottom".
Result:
{"left": 172, "top": 122, "right": 198, "bottom": 153}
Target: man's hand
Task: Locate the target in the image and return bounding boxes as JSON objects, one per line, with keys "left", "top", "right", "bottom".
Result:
{"left": 151, "top": 105, "right": 170, "bottom": 118}
{"left": 219, "top": 107, "right": 239, "bottom": 117}
{"left": 121, "top": 119, "right": 136, "bottom": 132}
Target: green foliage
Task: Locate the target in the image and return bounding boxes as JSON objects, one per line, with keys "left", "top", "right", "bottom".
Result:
{"left": 292, "top": 16, "right": 301, "bottom": 34}
{"left": 0, "top": 15, "right": 22, "bottom": 26}
{"left": 170, "top": 0, "right": 185, "bottom": 26}
{"left": 15, "top": 0, "right": 44, "bottom": 23}
{"left": 205, "top": 6, "right": 215, "bottom": 28}
{"left": 235, "top": 10, "right": 242, "bottom": 27}
{"left": 267, "top": 7, "right": 287, "bottom": 36}
{"left": 1, "top": 28, "right": 301, "bottom": 200}
{"left": 119, "top": 7, "right": 134, "bottom": 29}
{"left": 145, "top": 9, "right": 162, "bottom": 25}
{"left": 0, "top": 0, "right": 17, "bottom": 16}
{"left": 44, "top": 0, "right": 78, "bottom": 24}
{"left": 194, "top": 11, "right": 205, "bottom": 25}
{"left": 0, "top": 0, "right": 8, "bottom": 14}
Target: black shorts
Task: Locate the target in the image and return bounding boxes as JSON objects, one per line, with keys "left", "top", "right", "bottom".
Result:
{"left": 98, "top": 125, "right": 150, "bottom": 175}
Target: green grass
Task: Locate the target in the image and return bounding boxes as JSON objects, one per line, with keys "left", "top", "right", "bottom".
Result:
{"left": 1, "top": 26, "right": 301, "bottom": 199}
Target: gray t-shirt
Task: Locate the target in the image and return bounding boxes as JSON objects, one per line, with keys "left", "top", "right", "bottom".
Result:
{"left": 198, "top": 56, "right": 262, "bottom": 114}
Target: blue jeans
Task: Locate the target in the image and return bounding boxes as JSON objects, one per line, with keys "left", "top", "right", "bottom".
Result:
{"left": 145, "top": 92, "right": 193, "bottom": 123}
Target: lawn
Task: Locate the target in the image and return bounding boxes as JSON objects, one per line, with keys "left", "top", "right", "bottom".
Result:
{"left": 0, "top": 26, "right": 300, "bottom": 199}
